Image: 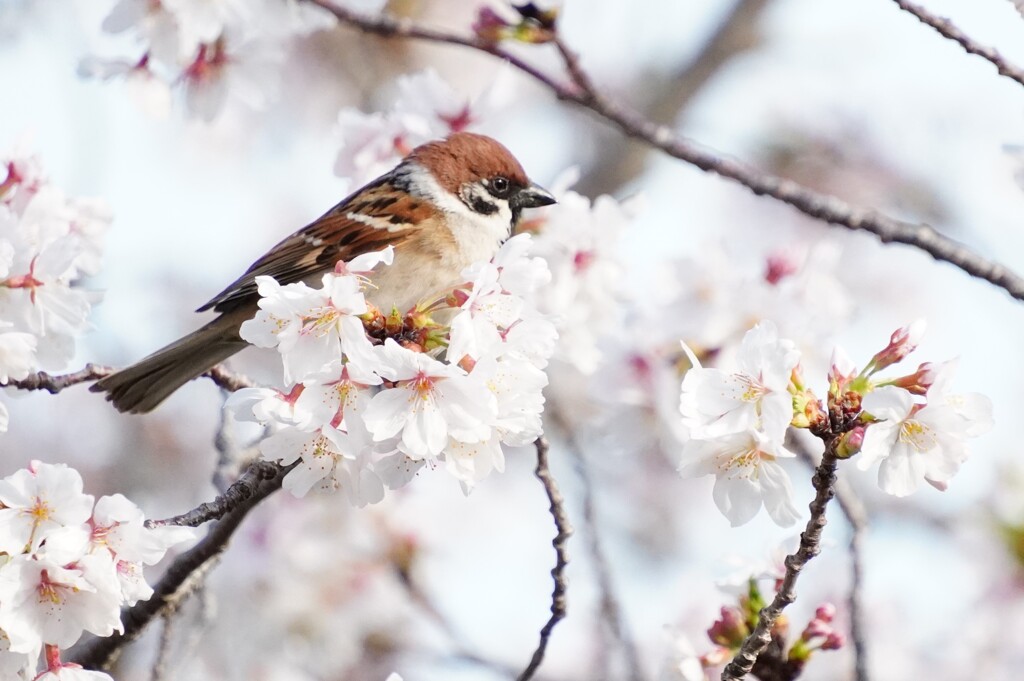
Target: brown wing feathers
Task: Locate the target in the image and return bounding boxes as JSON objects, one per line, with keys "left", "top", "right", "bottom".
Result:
{"left": 197, "top": 183, "right": 432, "bottom": 314}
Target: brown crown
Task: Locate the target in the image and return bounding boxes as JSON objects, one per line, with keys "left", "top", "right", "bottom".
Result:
{"left": 408, "top": 132, "right": 530, "bottom": 195}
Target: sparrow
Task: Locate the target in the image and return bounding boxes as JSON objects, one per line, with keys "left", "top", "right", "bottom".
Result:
{"left": 91, "top": 132, "right": 556, "bottom": 413}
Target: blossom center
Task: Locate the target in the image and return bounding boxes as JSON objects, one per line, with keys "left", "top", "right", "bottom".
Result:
{"left": 898, "top": 419, "right": 937, "bottom": 452}
{"left": 36, "top": 571, "right": 68, "bottom": 605}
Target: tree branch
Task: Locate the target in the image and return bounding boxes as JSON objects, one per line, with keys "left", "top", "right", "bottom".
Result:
{"left": 70, "top": 463, "right": 287, "bottom": 670}
{"left": 891, "top": 0, "right": 1024, "bottom": 90}
{"left": 793, "top": 440, "right": 870, "bottom": 681}
{"left": 721, "top": 446, "right": 839, "bottom": 680}
{"left": 146, "top": 460, "right": 285, "bottom": 528}
{"left": 7, "top": 364, "right": 114, "bottom": 393}
{"left": 6, "top": 363, "right": 252, "bottom": 395}
{"left": 517, "top": 437, "right": 573, "bottom": 681}
{"left": 304, "top": 0, "right": 1024, "bottom": 305}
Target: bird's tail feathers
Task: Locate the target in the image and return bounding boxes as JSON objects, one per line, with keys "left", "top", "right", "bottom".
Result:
{"left": 91, "top": 315, "right": 247, "bottom": 414}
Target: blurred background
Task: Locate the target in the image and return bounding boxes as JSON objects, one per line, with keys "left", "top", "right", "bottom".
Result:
{"left": 5, "top": 0, "right": 1024, "bottom": 679}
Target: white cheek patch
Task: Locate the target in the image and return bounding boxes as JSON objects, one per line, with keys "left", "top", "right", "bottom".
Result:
{"left": 401, "top": 162, "right": 514, "bottom": 262}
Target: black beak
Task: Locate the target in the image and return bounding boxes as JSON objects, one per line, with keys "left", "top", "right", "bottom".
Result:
{"left": 511, "top": 182, "right": 557, "bottom": 210}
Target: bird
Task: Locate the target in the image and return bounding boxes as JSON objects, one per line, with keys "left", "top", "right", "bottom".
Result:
{"left": 91, "top": 132, "right": 556, "bottom": 414}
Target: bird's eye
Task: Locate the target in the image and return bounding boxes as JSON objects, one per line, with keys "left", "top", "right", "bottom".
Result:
{"left": 489, "top": 176, "right": 511, "bottom": 197}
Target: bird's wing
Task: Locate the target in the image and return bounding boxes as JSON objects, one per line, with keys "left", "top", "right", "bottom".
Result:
{"left": 197, "top": 183, "right": 437, "bottom": 314}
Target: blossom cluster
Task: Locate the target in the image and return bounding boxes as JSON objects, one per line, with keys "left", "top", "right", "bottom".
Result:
{"left": 0, "top": 462, "right": 192, "bottom": 680}
{"left": 334, "top": 68, "right": 514, "bottom": 187}
{"left": 0, "top": 147, "right": 110, "bottom": 433}
{"left": 679, "top": 320, "right": 992, "bottom": 527}
{"left": 228, "top": 234, "right": 555, "bottom": 503}
{"left": 81, "top": 0, "right": 385, "bottom": 121}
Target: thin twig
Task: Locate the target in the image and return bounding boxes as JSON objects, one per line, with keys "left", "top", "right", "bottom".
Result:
{"left": 793, "top": 441, "right": 870, "bottom": 681}
{"left": 305, "top": 0, "right": 1024, "bottom": 304}
{"left": 891, "top": 0, "right": 1024, "bottom": 90}
{"left": 721, "top": 446, "right": 840, "bottom": 680}
{"left": 837, "top": 476, "right": 869, "bottom": 681}
{"left": 517, "top": 437, "right": 573, "bottom": 681}
{"left": 71, "top": 464, "right": 287, "bottom": 670}
{"left": 7, "top": 364, "right": 114, "bottom": 393}
{"left": 570, "top": 445, "right": 645, "bottom": 681}
{"left": 203, "top": 365, "right": 253, "bottom": 392}
{"left": 146, "top": 460, "right": 284, "bottom": 528}
{"left": 547, "top": 402, "right": 644, "bottom": 681}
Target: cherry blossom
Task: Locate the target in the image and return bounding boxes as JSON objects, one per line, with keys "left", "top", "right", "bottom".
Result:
{"left": 334, "top": 69, "right": 513, "bottom": 185}
{"left": 680, "top": 321, "right": 800, "bottom": 443}
{"left": 363, "top": 340, "right": 495, "bottom": 459}
{"left": 678, "top": 429, "right": 800, "bottom": 527}
{"left": 0, "top": 463, "right": 94, "bottom": 556}
{"left": 858, "top": 385, "right": 987, "bottom": 496}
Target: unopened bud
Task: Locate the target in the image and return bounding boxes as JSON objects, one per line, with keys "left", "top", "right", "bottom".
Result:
{"left": 765, "top": 253, "right": 798, "bottom": 285}
{"left": 385, "top": 307, "right": 404, "bottom": 336}
{"left": 821, "top": 631, "right": 845, "bottom": 650}
{"left": 835, "top": 426, "right": 865, "bottom": 459}
{"left": 814, "top": 603, "right": 837, "bottom": 623}
{"left": 866, "top": 319, "right": 926, "bottom": 374}
{"left": 707, "top": 606, "right": 749, "bottom": 648}
{"left": 888, "top": 361, "right": 939, "bottom": 396}
{"left": 472, "top": 7, "right": 512, "bottom": 43}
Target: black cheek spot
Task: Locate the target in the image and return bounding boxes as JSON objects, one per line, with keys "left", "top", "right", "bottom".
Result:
{"left": 471, "top": 196, "right": 499, "bottom": 215}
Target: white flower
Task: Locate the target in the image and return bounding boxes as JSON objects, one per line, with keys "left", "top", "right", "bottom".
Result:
{"left": 471, "top": 353, "right": 547, "bottom": 447}
{"left": 224, "top": 386, "right": 309, "bottom": 425}
{"left": 859, "top": 385, "right": 984, "bottom": 496}
{"left": 0, "top": 629, "right": 33, "bottom": 680}
{"left": 89, "top": 494, "right": 194, "bottom": 604}
{"left": 182, "top": 37, "right": 284, "bottom": 122}
{"left": 33, "top": 664, "right": 114, "bottom": 681}
{"left": 927, "top": 359, "right": 993, "bottom": 437}
{"left": 680, "top": 321, "right": 799, "bottom": 442}
{"left": 0, "top": 553, "right": 123, "bottom": 653}
{"left": 363, "top": 340, "right": 495, "bottom": 459}
{"left": 239, "top": 273, "right": 368, "bottom": 384}
{"left": 262, "top": 424, "right": 382, "bottom": 503}
{"left": 0, "top": 326, "right": 36, "bottom": 383}
{"left": 529, "top": 189, "right": 636, "bottom": 373}
{"left": 447, "top": 262, "right": 522, "bottom": 364}
{"left": 295, "top": 365, "right": 380, "bottom": 430}
{"left": 490, "top": 233, "right": 551, "bottom": 297}
{"left": 0, "top": 462, "right": 94, "bottom": 555}
{"left": 101, "top": 0, "right": 187, "bottom": 64}
{"left": 679, "top": 429, "right": 799, "bottom": 527}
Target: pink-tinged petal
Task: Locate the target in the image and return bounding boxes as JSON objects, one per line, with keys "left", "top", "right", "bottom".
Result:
{"left": 877, "top": 444, "right": 927, "bottom": 497}
{"left": 862, "top": 385, "right": 915, "bottom": 421}
{"left": 857, "top": 421, "right": 899, "bottom": 470}
{"left": 364, "top": 388, "right": 415, "bottom": 442}
{"left": 712, "top": 476, "right": 762, "bottom": 527}
{"left": 759, "top": 461, "right": 800, "bottom": 527}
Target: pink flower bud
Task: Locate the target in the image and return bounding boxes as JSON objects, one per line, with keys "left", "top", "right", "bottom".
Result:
{"left": 707, "top": 606, "right": 749, "bottom": 648}
{"left": 473, "top": 7, "right": 512, "bottom": 42}
{"left": 765, "top": 253, "right": 798, "bottom": 285}
{"left": 801, "top": 618, "right": 833, "bottom": 641}
{"left": 828, "top": 346, "right": 857, "bottom": 391}
{"left": 867, "top": 320, "right": 926, "bottom": 374}
{"left": 889, "top": 361, "right": 939, "bottom": 396}
{"left": 821, "top": 631, "right": 845, "bottom": 650}
{"left": 814, "top": 603, "right": 837, "bottom": 623}
{"left": 836, "top": 426, "right": 864, "bottom": 459}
